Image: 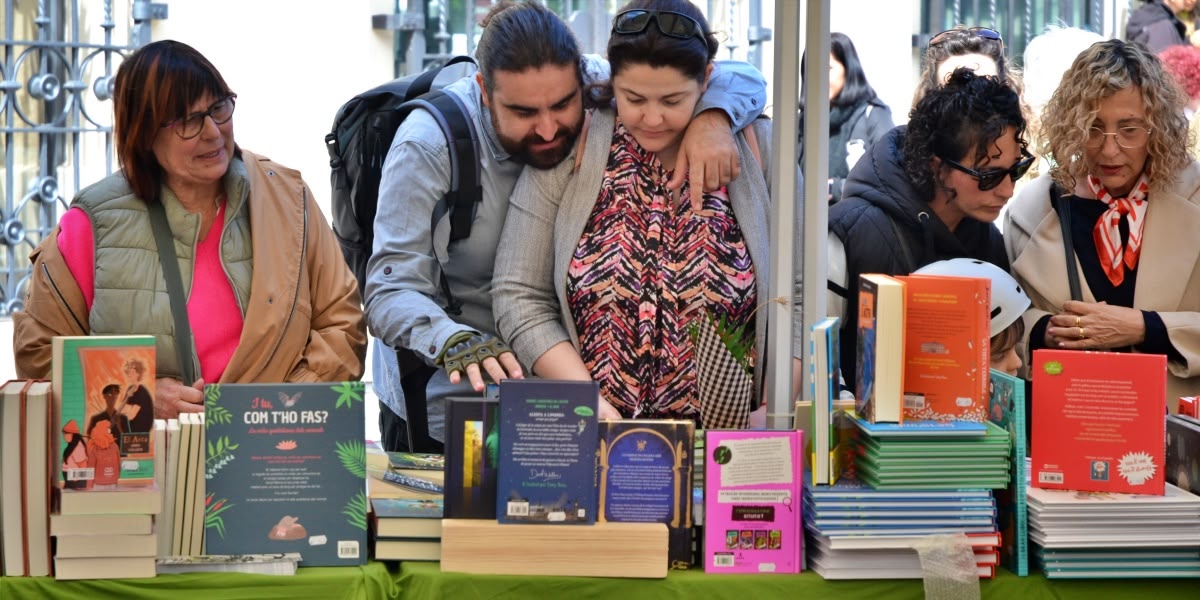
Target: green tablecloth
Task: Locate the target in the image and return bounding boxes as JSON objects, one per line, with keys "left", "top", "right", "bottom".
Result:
{"left": 0, "top": 561, "right": 398, "bottom": 600}
{"left": 3, "top": 561, "right": 1198, "bottom": 599}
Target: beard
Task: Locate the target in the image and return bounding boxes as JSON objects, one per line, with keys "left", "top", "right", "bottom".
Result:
{"left": 490, "top": 106, "right": 582, "bottom": 170}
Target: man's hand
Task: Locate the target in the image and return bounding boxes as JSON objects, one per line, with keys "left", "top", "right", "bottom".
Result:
{"left": 441, "top": 333, "right": 524, "bottom": 392}
{"left": 669, "top": 109, "right": 741, "bottom": 211}
{"left": 155, "top": 377, "right": 205, "bottom": 419}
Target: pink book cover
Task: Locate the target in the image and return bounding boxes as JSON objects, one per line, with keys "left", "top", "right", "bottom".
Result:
{"left": 703, "top": 430, "right": 803, "bottom": 574}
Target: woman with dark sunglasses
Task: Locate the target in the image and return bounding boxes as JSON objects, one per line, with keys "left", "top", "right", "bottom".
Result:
{"left": 1005, "top": 39, "right": 1200, "bottom": 411}
{"left": 827, "top": 68, "right": 1028, "bottom": 392}
{"left": 14, "top": 41, "right": 367, "bottom": 412}
{"left": 494, "top": 0, "right": 802, "bottom": 425}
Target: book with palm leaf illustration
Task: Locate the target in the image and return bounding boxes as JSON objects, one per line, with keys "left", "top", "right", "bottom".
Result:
{"left": 201, "top": 382, "right": 367, "bottom": 566}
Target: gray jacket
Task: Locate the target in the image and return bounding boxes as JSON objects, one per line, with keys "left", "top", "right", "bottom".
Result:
{"left": 493, "top": 109, "right": 805, "bottom": 394}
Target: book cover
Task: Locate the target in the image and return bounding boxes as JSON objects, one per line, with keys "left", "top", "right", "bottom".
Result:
{"left": 597, "top": 419, "right": 694, "bottom": 568}
{"left": 844, "top": 410, "right": 987, "bottom": 438}
{"left": 202, "top": 382, "right": 367, "bottom": 566}
{"left": 1167, "top": 414, "right": 1200, "bottom": 497}
{"left": 897, "top": 274, "right": 990, "bottom": 421}
{"left": 810, "top": 317, "right": 841, "bottom": 485}
{"left": 855, "top": 274, "right": 905, "bottom": 423}
{"left": 496, "top": 380, "right": 599, "bottom": 524}
{"left": 443, "top": 397, "right": 499, "bottom": 519}
{"left": 990, "top": 368, "right": 1029, "bottom": 576}
{"left": 371, "top": 497, "right": 443, "bottom": 538}
{"left": 52, "top": 336, "right": 157, "bottom": 491}
{"left": 387, "top": 452, "right": 444, "bottom": 471}
{"left": 1031, "top": 349, "right": 1167, "bottom": 494}
{"left": 703, "top": 430, "right": 802, "bottom": 574}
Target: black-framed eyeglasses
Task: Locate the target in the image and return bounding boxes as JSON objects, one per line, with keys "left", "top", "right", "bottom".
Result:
{"left": 1085, "top": 125, "right": 1153, "bottom": 149}
{"left": 612, "top": 9, "right": 707, "bottom": 45}
{"left": 163, "top": 94, "right": 237, "bottom": 140}
{"left": 939, "top": 148, "right": 1034, "bottom": 191}
{"left": 929, "top": 26, "right": 1004, "bottom": 50}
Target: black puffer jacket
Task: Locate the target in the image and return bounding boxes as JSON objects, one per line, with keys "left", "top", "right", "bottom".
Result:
{"left": 828, "top": 126, "right": 1009, "bottom": 390}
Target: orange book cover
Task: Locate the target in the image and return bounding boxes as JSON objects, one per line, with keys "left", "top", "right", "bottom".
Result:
{"left": 855, "top": 274, "right": 906, "bottom": 424}
{"left": 1031, "top": 349, "right": 1166, "bottom": 495}
{"left": 897, "top": 274, "right": 990, "bottom": 421}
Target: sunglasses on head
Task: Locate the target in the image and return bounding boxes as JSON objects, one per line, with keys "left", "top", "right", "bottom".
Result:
{"left": 939, "top": 148, "right": 1034, "bottom": 191}
{"left": 612, "top": 9, "right": 708, "bottom": 45}
{"left": 929, "top": 26, "right": 1004, "bottom": 49}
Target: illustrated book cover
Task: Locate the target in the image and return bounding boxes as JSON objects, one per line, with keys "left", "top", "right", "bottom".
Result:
{"left": 371, "top": 497, "right": 443, "bottom": 538}
{"left": 855, "top": 274, "right": 905, "bottom": 423}
{"left": 897, "top": 274, "right": 990, "bottom": 421}
{"left": 496, "top": 379, "right": 599, "bottom": 524}
{"left": 52, "top": 335, "right": 157, "bottom": 490}
{"left": 810, "top": 316, "right": 841, "bottom": 485}
{"left": 202, "top": 382, "right": 367, "bottom": 566}
{"left": 703, "top": 429, "right": 802, "bottom": 574}
{"left": 598, "top": 419, "right": 694, "bottom": 568}
{"left": 1031, "top": 349, "right": 1166, "bottom": 495}
{"left": 989, "top": 368, "right": 1028, "bottom": 576}
{"left": 443, "top": 397, "right": 499, "bottom": 519}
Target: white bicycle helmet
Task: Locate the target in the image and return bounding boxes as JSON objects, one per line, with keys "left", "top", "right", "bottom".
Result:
{"left": 914, "top": 258, "right": 1031, "bottom": 338}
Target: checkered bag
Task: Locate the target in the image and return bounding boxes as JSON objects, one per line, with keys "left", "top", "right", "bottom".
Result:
{"left": 692, "top": 314, "right": 754, "bottom": 429}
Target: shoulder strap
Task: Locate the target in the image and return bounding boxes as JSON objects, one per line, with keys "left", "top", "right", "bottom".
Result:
{"left": 148, "top": 201, "right": 198, "bottom": 384}
{"left": 398, "top": 90, "right": 481, "bottom": 316}
{"left": 1051, "top": 184, "right": 1083, "bottom": 301}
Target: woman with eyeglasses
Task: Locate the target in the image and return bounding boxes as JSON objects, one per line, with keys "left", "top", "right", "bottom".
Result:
{"left": 14, "top": 40, "right": 367, "bottom": 417}
{"left": 1005, "top": 39, "right": 1200, "bottom": 410}
{"left": 494, "top": 0, "right": 802, "bottom": 425}
{"left": 827, "top": 68, "right": 1030, "bottom": 392}
{"left": 798, "top": 32, "right": 894, "bottom": 204}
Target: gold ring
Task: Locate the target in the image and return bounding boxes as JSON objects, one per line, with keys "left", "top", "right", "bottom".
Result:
{"left": 1078, "top": 327, "right": 1086, "bottom": 339}
{"left": 1074, "top": 316, "right": 1081, "bottom": 327}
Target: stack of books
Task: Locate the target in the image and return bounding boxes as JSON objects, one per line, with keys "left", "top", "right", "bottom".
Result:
{"left": 1028, "top": 484, "right": 1200, "bottom": 578}
{"left": 803, "top": 478, "right": 1001, "bottom": 578}
{"left": 845, "top": 412, "right": 1011, "bottom": 490}
{"left": 372, "top": 497, "right": 443, "bottom": 561}
{"left": 1, "top": 380, "right": 53, "bottom": 577}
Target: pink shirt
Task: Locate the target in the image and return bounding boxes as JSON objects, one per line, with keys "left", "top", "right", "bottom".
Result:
{"left": 58, "top": 203, "right": 244, "bottom": 382}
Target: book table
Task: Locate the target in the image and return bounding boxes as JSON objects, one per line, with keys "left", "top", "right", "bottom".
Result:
{"left": 2, "top": 561, "right": 1197, "bottom": 599}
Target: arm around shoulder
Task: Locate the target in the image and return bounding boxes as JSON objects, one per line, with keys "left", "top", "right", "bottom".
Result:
{"left": 697, "top": 61, "right": 767, "bottom": 130}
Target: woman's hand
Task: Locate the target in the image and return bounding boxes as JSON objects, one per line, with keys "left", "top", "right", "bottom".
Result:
{"left": 155, "top": 377, "right": 205, "bottom": 419}
{"left": 1045, "top": 300, "right": 1146, "bottom": 350}
{"left": 599, "top": 397, "right": 623, "bottom": 420}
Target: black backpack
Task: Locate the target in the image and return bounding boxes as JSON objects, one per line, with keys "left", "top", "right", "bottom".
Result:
{"left": 325, "top": 56, "right": 482, "bottom": 453}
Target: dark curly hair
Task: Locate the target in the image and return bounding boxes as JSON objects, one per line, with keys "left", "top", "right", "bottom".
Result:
{"left": 903, "top": 68, "right": 1027, "bottom": 201}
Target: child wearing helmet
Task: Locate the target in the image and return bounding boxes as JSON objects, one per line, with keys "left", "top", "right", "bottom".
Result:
{"left": 914, "top": 258, "right": 1032, "bottom": 376}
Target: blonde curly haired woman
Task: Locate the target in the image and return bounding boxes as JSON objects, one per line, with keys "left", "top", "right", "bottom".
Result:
{"left": 1004, "top": 39, "right": 1200, "bottom": 411}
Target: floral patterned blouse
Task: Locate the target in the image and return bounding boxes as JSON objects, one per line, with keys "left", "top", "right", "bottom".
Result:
{"left": 565, "top": 122, "right": 757, "bottom": 422}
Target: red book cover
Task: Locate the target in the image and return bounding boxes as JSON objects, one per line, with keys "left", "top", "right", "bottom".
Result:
{"left": 1031, "top": 349, "right": 1167, "bottom": 494}
{"left": 897, "top": 274, "right": 991, "bottom": 421}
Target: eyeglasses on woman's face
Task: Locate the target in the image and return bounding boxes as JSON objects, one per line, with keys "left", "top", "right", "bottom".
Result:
{"left": 1084, "top": 125, "right": 1152, "bottom": 149}
{"left": 163, "top": 94, "right": 237, "bottom": 140}
{"left": 939, "top": 148, "right": 1035, "bottom": 191}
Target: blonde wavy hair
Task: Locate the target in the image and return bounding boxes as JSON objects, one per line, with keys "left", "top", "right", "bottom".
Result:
{"left": 1041, "top": 39, "right": 1191, "bottom": 192}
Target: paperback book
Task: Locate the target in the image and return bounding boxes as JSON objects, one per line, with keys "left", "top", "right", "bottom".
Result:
{"left": 855, "top": 274, "right": 906, "bottom": 424}
{"left": 990, "top": 368, "right": 1029, "bottom": 576}
{"left": 597, "top": 419, "right": 694, "bottom": 568}
{"left": 496, "top": 380, "right": 599, "bottom": 524}
{"left": 704, "top": 430, "right": 803, "bottom": 574}
{"left": 1167, "top": 414, "right": 1200, "bottom": 497}
{"left": 52, "top": 335, "right": 157, "bottom": 490}
{"left": 443, "top": 397, "right": 499, "bottom": 519}
{"left": 810, "top": 316, "right": 841, "bottom": 485}
{"left": 202, "top": 382, "right": 367, "bottom": 566}
{"left": 1031, "top": 350, "right": 1167, "bottom": 495}
{"left": 897, "top": 274, "right": 990, "bottom": 421}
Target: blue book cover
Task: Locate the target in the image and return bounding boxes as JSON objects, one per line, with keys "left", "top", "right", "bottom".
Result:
{"left": 990, "top": 368, "right": 1029, "bottom": 576}
{"left": 496, "top": 379, "right": 599, "bottom": 524}
{"left": 443, "top": 397, "right": 499, "bottom": 519}
{"left": 598, "top": 419, "right": 694, "bottom": 567}
{"left": 202, "top": 382, "right": 367, "bottom": 566}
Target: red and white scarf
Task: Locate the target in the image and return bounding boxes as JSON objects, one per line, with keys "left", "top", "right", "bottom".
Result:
{"left": 1086, "top": 174, "right": 1149, "bottom": 287}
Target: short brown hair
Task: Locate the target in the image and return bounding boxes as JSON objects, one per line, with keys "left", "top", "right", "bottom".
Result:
{"left": 113, "top": 40, "right": 234, "bottom": 204}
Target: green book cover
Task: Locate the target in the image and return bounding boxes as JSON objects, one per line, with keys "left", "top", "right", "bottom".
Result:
{"left": 203, "top": 382, "right": 366, "bottom": 566}
{"left": 52, "top": 335, "right": 157, "bottom": 488}
{"left": 990, "top": 368, "right": 1029, "bottom": 576}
